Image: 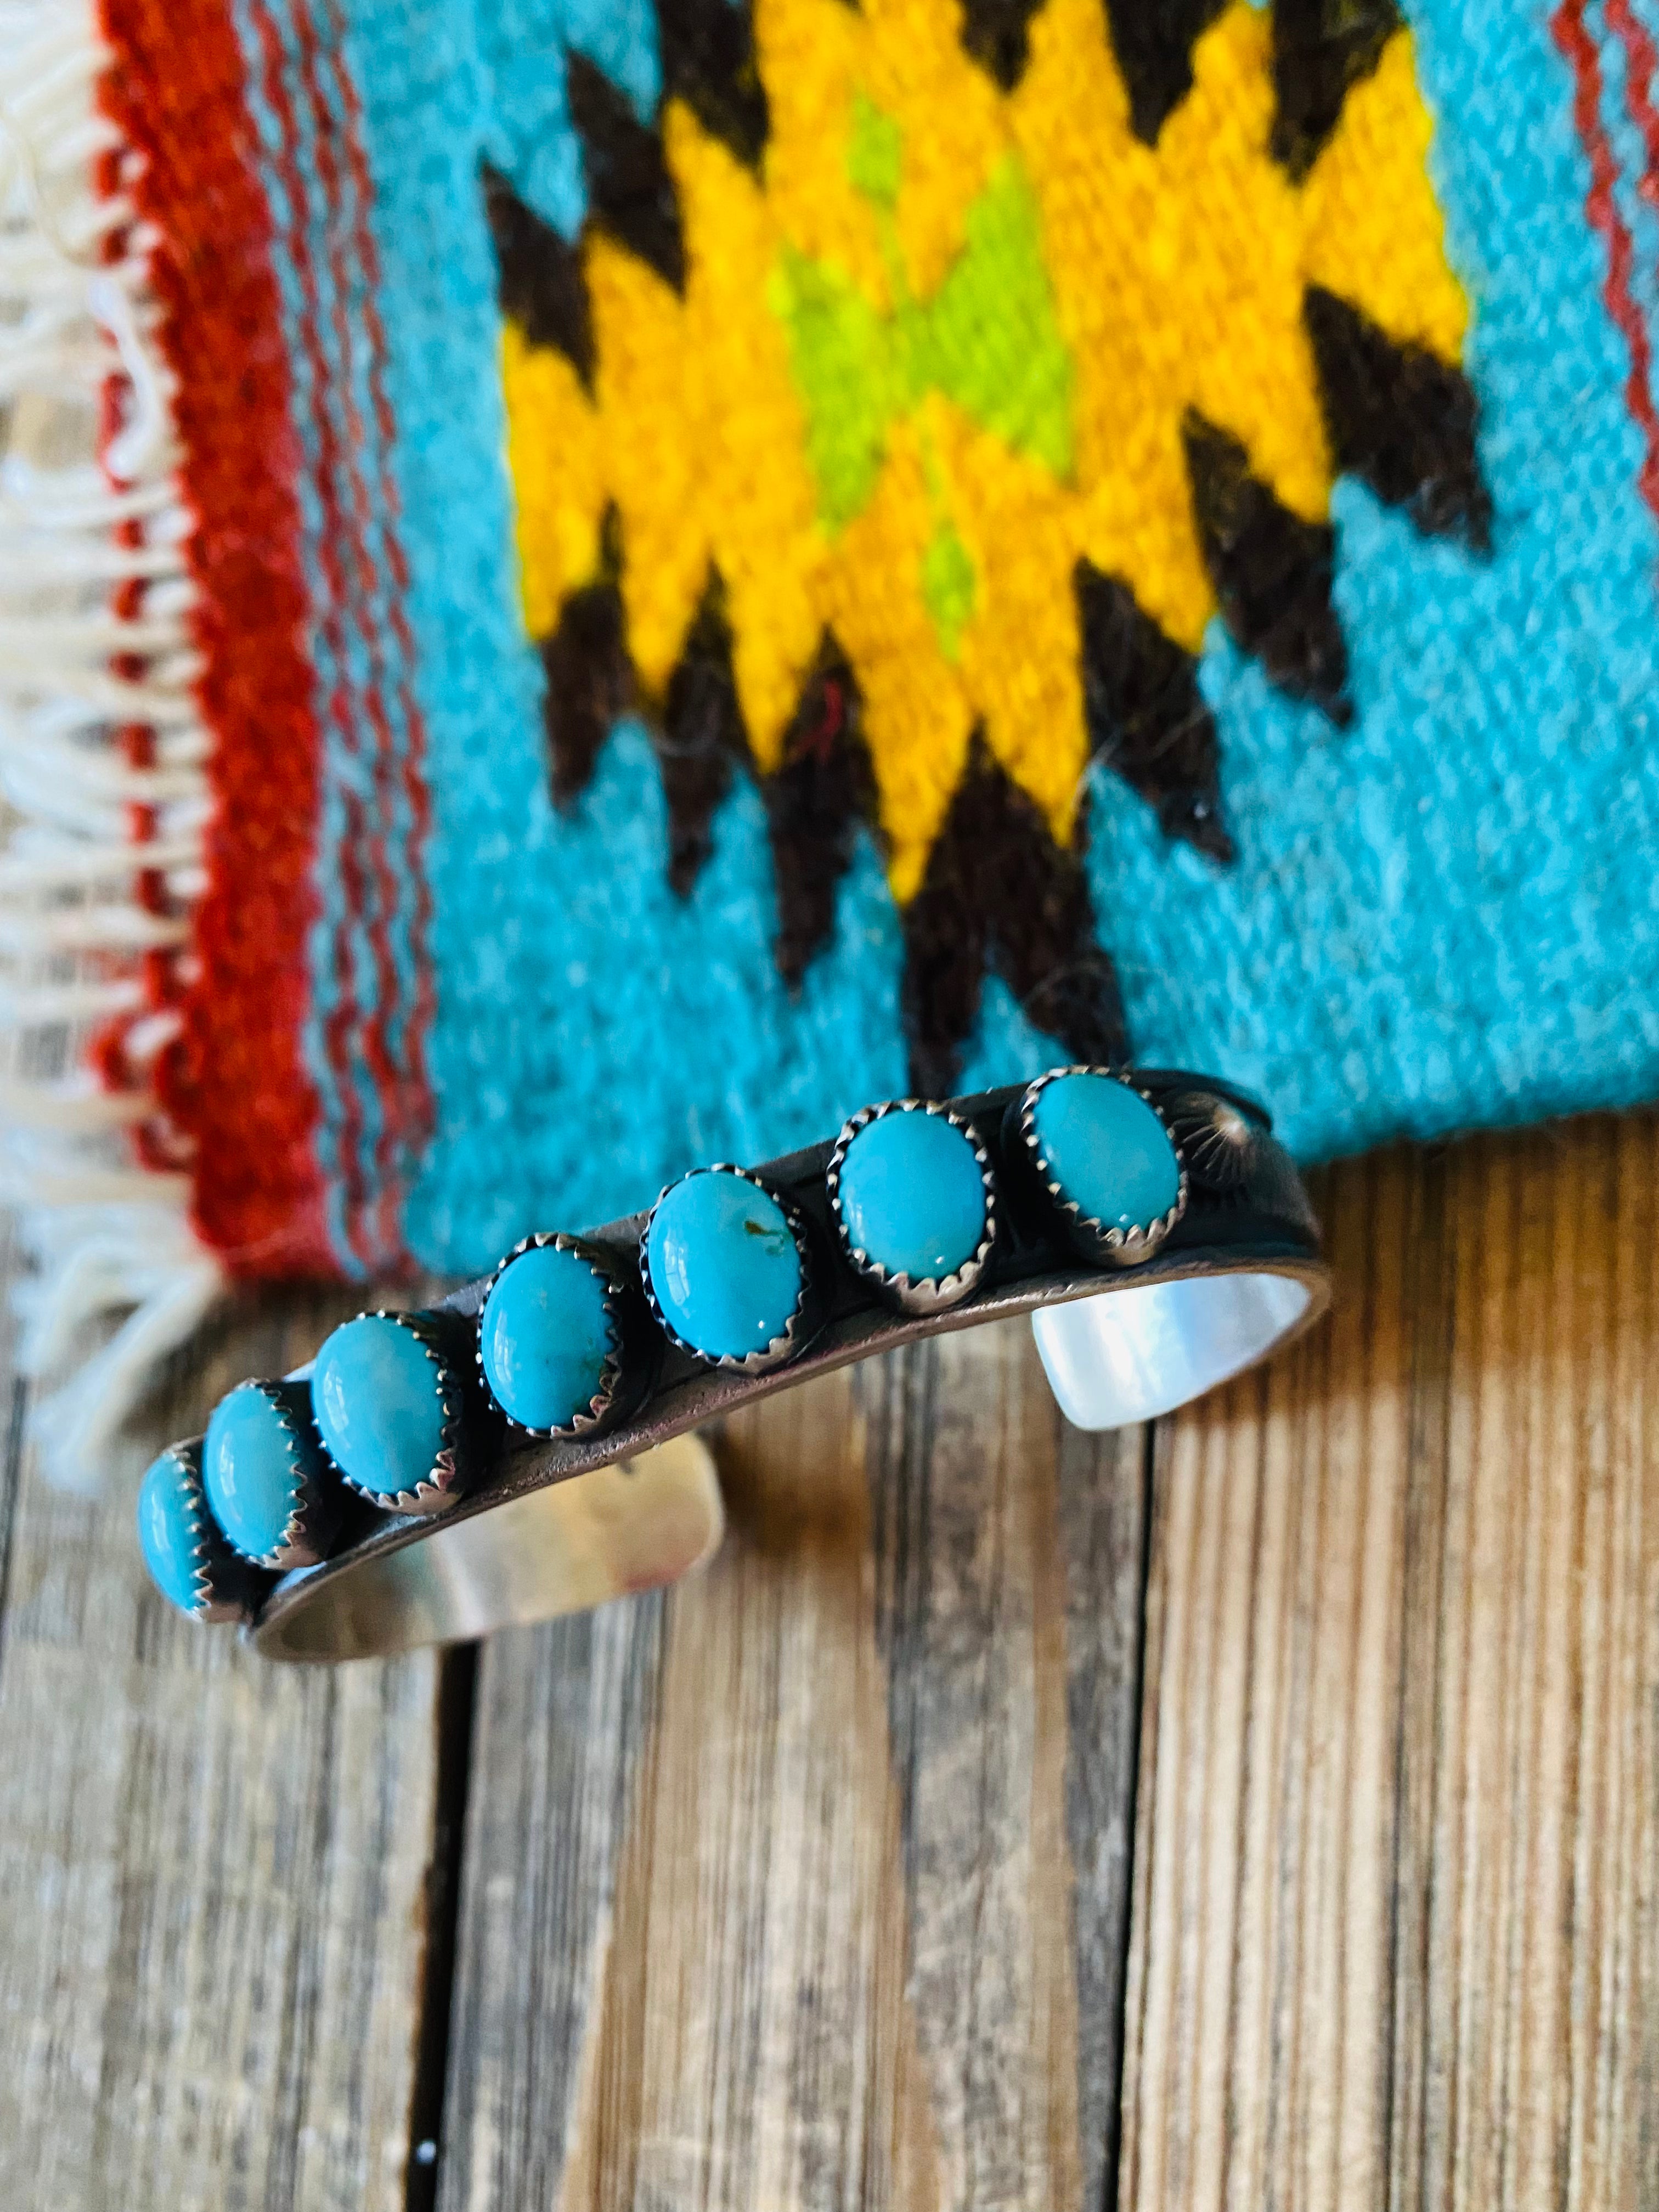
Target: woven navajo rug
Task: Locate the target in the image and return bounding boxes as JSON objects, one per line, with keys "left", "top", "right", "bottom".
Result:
{"left": 3, "top": 0, "right": 1658, "bottom": 1467}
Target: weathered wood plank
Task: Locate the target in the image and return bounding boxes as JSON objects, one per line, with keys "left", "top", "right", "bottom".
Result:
{"left": 436, "top": 1322, "right": 1149, "bottom": 2210}
{"left": 865, "top": 1325, "right": 1147, "bottom": 2212}
{"left": 1054, "top": 1382, "right": 1151, "bottom": 2211}
{"left": 0, "top": 1284, "right": 444, "bottom": 2212}
{"left": 438, "top": 1593, "right": 666, "bottom": 2208}
{"left": 1119, "top": 1118, "right": 1659, "bottom": 2212}
{"left": 556, "top": 1357, "right": 936, "bottom": 2212}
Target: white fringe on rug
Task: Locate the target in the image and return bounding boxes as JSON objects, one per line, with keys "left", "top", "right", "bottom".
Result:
{"left": 1, "top": 0, "right": 224, "bottom": 1489}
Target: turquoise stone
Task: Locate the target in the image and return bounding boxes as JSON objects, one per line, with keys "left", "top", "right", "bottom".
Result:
{"left": 646, "top": 1169, "right": 802, "bottom": 1362}
{"left": 838, "top": 1110, "right": 986, "bottom": 1282}
{"left": 480, "top": 1243, "right": 616, "bottom": 1431}
{"left": 136, "top": 1448, "right": 206, "bottom": 1616}
{"left": 1031, "top": 1072, "right": 1181, "bottom": 1233}
{"left": 204, "top": 1383, "right": 306, "bottom": 1561}
{"left": 313, "top": 1315, "right": 451, "bottom": 1498}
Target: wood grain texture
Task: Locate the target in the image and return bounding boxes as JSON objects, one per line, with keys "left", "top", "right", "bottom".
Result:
{"left": 7, "top": 1118, "right": 1658, "bottom": 2212}
{"left": 865, "top": 1327, "right": 1148, "bottom": 2212}
{"left": 438, "top": 1592, "right": 666, "bottom": 2207}
{"left": 436, "top": 1324, "right": 1149, "bottom": 2211}
{"left": 1120, "top": 1118, "right": 1659, "bottom": 2212}
{"left": 0, "top": 1283, "right": 443, "bottom": 2212}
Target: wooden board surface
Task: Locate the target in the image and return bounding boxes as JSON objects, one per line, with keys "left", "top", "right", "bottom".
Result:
{"left": 1121, "top": 1118, "right": 1659, "bottom": 2212}
{"left": 0, "top": 1274, "right": 443, "bottom": 2212}
{"left": 438, "top": 1330, "right": 1148, "bottom": 2211}
{"left": 2, "top": 1116, "right": 1657, "bottom": 2209}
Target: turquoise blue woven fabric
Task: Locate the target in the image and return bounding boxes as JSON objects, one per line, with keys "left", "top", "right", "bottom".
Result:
{"left": 156, "top": 0, "right": 1659, "bottom": 1278}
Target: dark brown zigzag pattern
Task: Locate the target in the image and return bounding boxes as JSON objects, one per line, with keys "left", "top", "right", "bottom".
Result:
{"left": 483, "top": 163, "right": 595, "bottom": 386}
{"left": 1271, "top": 0, "right": 1403, "bottom": 179}
{"left": 549, "top": 0, "right": 1441, "bottom": 338}
{"left": 539, "top": 567, "right": 879, "bottom": 989}
{"left": 1183, "top": 410, "right": 1353, "bottom": 725}
{"left": 902, "top": 736, "right": 1127, "bottom": 1097}
{"left": 657, "top": 0, "right": 770, "bottom": 167}
{"left": 489, "top": 13, "right": 1499, "bottom": 1076}
{"left": 957, "top": 0, "right": 1050, "bottom": 91}
{"left": 655, "top": 577, "right": 748, "bottom": 892}
{"left": 539, "top": 511, "right": 633, "bottom": 804}
{"left": 566, "top": 52, "right": 686, "bottom": 291}
{"left": 1074, "top": 559, "right": 1232, "bottom": 861}
{"left": 763, "top": 636, "right": 877, "bottom": 986}
{"left": 537, "top": 559, "right": 1120, "bottom": 1089}
{"left": 1304, "top": 285, "right": 1492, "bottom": 552}
{"left": 1100, "top": 0, "right": 1227, "bottom": 143}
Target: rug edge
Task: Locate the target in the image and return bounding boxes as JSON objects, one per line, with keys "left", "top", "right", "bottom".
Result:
{"left": 0, "top": 0, "right": 228, "bottom": 1486}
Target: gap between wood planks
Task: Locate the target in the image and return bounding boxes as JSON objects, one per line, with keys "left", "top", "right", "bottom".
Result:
{"left": 404, "top": 1644, "right": 479, "bottom": 2212}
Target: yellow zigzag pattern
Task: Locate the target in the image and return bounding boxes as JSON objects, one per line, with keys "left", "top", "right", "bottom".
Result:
{"left": 504, "top": 0, "right": 1468, "bottom": 902}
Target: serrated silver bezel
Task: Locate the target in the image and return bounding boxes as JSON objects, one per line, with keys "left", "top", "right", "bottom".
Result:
{"left": 475, "top": 1233, "right": 631, "bottom": 1441}
{"left": 209, "top": 1378, "right": 337, "bottom": 1570}
{"left": 640, "top": 1164, "right": 811, "bottom": 1374}
{"left": 311, "top": 1309, "right": 470, "bottom": 1516}
{"left": 1014, "top": 1065, "right": 1188, "bottom": 1269}
{"left": 156, "top": 1438, "right": 261, "bottom": 1624}
{"left": 826, "top": 1098, "right": 997, "bottom": 1316}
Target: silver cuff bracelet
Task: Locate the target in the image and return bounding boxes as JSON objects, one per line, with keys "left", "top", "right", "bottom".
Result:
{"left": 136, "top": 1068, "right": 1329, "bottom": 1662}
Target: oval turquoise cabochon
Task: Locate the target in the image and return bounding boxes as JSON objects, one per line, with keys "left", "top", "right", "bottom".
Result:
{"left": 1031, "top": 1072, "right": 1181, "bottom": 1233}
{"left": 646, "top": 1170, "right": 803, "bottom": 1361}
{"left": 136, "top": 1448, "right": 205, "bottom": 1616}
{"left": 480, "top": 1242, "right": 615, "bottom": 1431}
{"left": 204, "top": 1383, "right": 303, "bottom": 1562}
{"left": 313, "top": 1314, "right": 452, "bottom": 1498}
{"left": 837, "top": 1110, "right": 986, "bottom": 1282}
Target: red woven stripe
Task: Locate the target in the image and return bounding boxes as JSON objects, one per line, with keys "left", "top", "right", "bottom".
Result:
{"left": 1553, "top": 0, "right": 1659, "bottom": 518}
{"left": 100, "top": 0, "right": 334, "bottom": 1276}
{"left": 1606, "top": 2, "right": 1659, "bottom": 227}
{"left": 250, "top": 0, "right": 408, "bottom": 1274}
